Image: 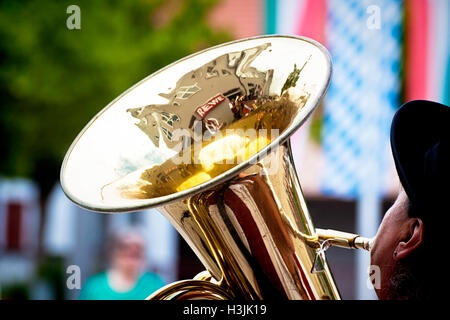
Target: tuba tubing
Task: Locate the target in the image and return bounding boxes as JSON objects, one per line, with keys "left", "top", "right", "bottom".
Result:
{"left": 316, "top": 228, "right": 373, "bottom": 251}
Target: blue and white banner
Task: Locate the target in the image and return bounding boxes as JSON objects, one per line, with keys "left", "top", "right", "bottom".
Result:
{"left": 321, "top": 0, "right": 402, "bottom": 199}
{"left": 321, "top": 0, "right": 403, "bottom": 299}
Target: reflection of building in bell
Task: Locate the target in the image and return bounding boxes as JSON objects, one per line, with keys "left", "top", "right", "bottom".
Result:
{"left": 127, "top": 43, "right": 274, "bottom": 148}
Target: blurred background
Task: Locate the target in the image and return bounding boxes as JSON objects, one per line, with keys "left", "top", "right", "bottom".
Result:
{"left": 0, "top": 0, "right": 448, "bottom": 300}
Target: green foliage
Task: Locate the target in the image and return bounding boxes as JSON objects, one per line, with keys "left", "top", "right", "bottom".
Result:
{"left": 0, "top": 282, "right": 30, "bottom": 300}
{"left": 37, "top": 255, "right": 65, "bottom": 299}
{"left": 310, "top": 113, "right": 323, "bottom": 144}
{"left": 0, "top": 0, "right": 230, "bottom": 190}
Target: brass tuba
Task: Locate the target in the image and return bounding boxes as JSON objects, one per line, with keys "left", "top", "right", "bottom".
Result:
{"left": 61, "top": 35, "right": 372, "bottom": 300}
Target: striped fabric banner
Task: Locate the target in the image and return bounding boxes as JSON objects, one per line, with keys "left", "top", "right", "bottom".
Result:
{"left": 276, "top": 0, "right": 305, "bottom": 35}
{"left": 405, "top": 0, "right": 429, "bottom": 101}
{"left": 265, "top": 0, "right": 326, "bottom": 41}
{"left": 427, "top": 0, "right": 449, "bottom": 105}
{"left": 265, "top": 0, "right": 278, "bottom": 34}
{"left": 321, "top": 0, "right": 402, "bottom": 199}
{"left": 405, "top": 0, "right": 450, "bottom": 105}
{"left": 295, "top": 0, "right": 327, "bottom": 44}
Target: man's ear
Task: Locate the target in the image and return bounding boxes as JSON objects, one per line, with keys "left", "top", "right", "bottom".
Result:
{"left": 394, "top": 218, "right": 424, "bottom": 260}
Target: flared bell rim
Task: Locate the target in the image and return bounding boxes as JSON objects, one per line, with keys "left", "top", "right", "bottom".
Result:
{"left": 60, "top": 34, "right": 332, "bottom": 213}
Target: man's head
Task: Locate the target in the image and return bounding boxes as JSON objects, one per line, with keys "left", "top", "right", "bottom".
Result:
{"left": 371, "top": 100, "right": 449, "bottom": 300}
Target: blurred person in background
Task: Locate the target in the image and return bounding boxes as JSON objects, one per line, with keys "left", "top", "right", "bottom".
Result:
{"left": 79, "top": 227, "right": 165, "bottom": 300}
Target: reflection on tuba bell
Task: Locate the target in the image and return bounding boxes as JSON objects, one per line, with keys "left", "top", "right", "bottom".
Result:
{"left": 61, "top": 35, "right": 372, "bottom": 300}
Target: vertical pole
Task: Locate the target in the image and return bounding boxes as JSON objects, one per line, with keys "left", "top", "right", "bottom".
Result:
{"left": 356, "top": 124, "right": 381, "bottom": 300}
{"left": 356, "top": 191, "right": 379, "bottom": 299}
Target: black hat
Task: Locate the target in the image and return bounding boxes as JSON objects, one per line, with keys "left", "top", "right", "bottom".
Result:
{"left": 390, "top": 100, "right": 450, "bottom": 221}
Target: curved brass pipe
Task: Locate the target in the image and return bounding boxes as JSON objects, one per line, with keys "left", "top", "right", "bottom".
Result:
{"left": 186, "top": 192, "right": 262, "bottom": 300}
{"left": 146, "top": 279, "right": 233, "bottom": 300}
{"left": 316, "top": 229, "right": 373, "bottom": 251}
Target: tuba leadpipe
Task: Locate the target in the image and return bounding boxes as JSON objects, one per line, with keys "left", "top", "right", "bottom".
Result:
{"left": 61, "top": 36, "right": 373, "bottom": 300}
{"left": 315, "top": 229, "right": 373, "bottom": 251}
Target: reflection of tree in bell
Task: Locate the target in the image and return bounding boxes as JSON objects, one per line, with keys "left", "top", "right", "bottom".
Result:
{"left": 102, "top": 54, "right": 311, "bottom": 201}
{"left": 105, "top": 92, "right": 308, "bottom": 200}
{"left": 126, "top": 43, "right": 273, "bottom": 148}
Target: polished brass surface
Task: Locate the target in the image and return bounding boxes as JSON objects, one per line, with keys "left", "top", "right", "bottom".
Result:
{"left": 147, "top": 143, "right": 340, "bottom": 300}
{"left": 316, "top": 229, "right": 373, "bottom": 251}
{"left": 61, "top": 35, "right": 372, "bottom": 300}
{"left": 147, "top": 279, "right": 233, "bottom": 300}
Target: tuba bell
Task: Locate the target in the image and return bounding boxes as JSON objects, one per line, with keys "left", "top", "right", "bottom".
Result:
{"left": 61, "top": 35, "right": 372, "bottom": 300}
